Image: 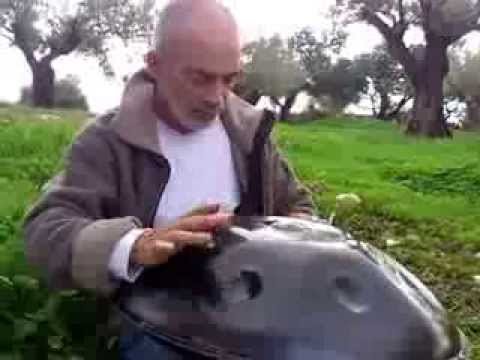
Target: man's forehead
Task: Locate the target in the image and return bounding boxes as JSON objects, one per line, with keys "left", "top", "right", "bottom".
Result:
{"left": 187, "top": 66, "right": 241, "bottom": 78}
{"left": 171, "top": 17, "right": 240, "bottom": 48}
{"left": 166, "top": 25, "right": 242, "bottom": 67}
{"left": 159, "top": 0, "right": 242, "bottom": 52}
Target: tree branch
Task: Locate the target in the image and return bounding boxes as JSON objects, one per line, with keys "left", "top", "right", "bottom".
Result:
{"left": 11, "top": 21, "right": 36, "bottom": 66}
{"left": 0, "top": 30, "right": 13, "bottom": 43}
{"left": 387, "top": 94, "right": 412, "bottom": 118}
{"left": 398, "top": 0, "right": 405, "bottom": 24}
{"left": 45, "top": 19, "right": 82, "bottom": 62}
{"left": 392, "top": 0, "right": 409, "bottom": 38}
{"left": 370, "top": 92, "right": 378, "bottom": 117}
{"left": 270, "top": 96, "right": 282, "bottom": 107}
{"left": 361, "top": 7, "right": 417, "bottom": 80}
{"left": 419, "top": 0, "right": 433, "bottom": 32}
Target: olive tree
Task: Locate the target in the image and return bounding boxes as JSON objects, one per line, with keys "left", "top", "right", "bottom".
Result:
{"left": 0, "top": 0, "right": 153, "bottom": 107}
{"left": 337, "top": 0, "right": 480, "bottom": 137}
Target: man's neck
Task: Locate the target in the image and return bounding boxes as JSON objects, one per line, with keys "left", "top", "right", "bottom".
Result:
{"left": 151, "top": 86, "right": 193, "bottom": 135}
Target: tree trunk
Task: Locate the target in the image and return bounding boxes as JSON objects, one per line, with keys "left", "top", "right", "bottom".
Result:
{"left": 370, "top": 94, "right": 378, "bottom": 118}
{"left": 407, "top": 84, "right": 450, "bottom": 137}
{"left": 464, "top": 96, "right": 480, "bottom": 130}
{"left": 279, "top": 92, "right": 299, "bottom": 122}
{"left": 406, "top": 40, "right": 451, "bottom": 138}
{"left": 31, "top": 59, "right": 55, "bottom": 108}
{"left": 377, "top": 93, "right": 391, "bottom": 120}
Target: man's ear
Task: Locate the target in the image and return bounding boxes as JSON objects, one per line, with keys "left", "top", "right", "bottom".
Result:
{"left": 144, "top": 50, "right": 160, "bottom": 79}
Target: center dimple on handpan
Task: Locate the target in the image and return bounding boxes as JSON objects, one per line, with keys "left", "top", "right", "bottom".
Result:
{"left": 333, "top": 276, "right": 370, "bottom": 314}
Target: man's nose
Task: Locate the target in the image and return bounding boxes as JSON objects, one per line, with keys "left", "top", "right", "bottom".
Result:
{"left": 204, "top": 79, "right": 226, "bottom": 108}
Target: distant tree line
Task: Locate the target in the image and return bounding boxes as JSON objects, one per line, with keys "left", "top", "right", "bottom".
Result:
{"left": 237, "top": 0, "right": 480, "bottom": 138}
{"left": 235, "top": 30, "right": 411, "bottom": 124}
{"left": 2, "top": 0, "right": 480, "bottom": 137}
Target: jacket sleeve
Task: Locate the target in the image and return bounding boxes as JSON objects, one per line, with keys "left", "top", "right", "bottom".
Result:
{"left": 23, "top": 125, "right": 141, "bottom": 297}
{"left": 264, "top": 137, "right": 316, "bottom": 217}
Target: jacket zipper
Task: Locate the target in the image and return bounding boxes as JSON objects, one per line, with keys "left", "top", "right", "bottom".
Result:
{"left": 147, "top": 154, "right": 171, "bottom": 228}
{"left": 237, "top": 110, "right": 276, "bottom": 216}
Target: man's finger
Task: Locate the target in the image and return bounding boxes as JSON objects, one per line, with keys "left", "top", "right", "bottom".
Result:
{"left": 173, "top": 213, "right": 233, "bottom": 232}
{"left": 153, "top": 240, "right": 176, "bottom": 255}
{"left": 135, "top": 238, "right": 176, "bottom": 266}
{"left": 182, "top": 203, "right": 221, "bottom": 218}
{"left": 150, "top": 240, "right": 176, "bottom": 265}
{"left": 166, "top": 230, "right": 213, "bottom": 248}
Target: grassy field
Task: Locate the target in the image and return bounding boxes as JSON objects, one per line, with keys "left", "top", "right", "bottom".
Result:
{"left": 0, "top": 104, "right": 478, "bottom": 358}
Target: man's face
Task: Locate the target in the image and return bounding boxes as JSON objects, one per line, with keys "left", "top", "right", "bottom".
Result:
{"left": 150, "top": 30, "right": 242, "bottom": 131}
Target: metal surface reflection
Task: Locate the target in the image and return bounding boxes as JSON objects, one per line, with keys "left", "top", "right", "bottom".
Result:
{"left": 117, "top": 216, "right": 470, "bottom": 360}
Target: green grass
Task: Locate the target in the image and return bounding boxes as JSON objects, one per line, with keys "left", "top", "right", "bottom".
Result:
{"left": 0, "top": 106, "right": 478, "bottom": 358}
{"left": 0, "top": 107, "right": 102, "bottom": 358}
{"left": 0, "top": 110, "right": 81, "bottom": 277}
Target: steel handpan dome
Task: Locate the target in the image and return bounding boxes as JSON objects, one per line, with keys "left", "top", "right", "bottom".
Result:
{"left": 117, "top": 216, "right": 470, "bottom": 360}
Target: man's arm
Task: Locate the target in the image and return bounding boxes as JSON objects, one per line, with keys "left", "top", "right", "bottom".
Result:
{"left": 23, "top": 124, "right": 141, "bottom": 297}
{"left": 24, "top": 124, "right": 233, "bottom": 297}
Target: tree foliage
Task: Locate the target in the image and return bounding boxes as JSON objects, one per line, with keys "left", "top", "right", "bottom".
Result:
{"left": 290, "top": 27, "right": 366, "bottom": 113}
{"left": 238, "top": 18, "right": 350, "bottom": 121}
{"left": 289, "top": 24, "right": 346, "bottom": 79}
{"left": 336, "top": 0, "right": 480, "bottom": 137}
{"left": 308, "top": 58, "right": 368, "bottom": 112}
{"left": 355, "top": 44, "right": 413, "bottom": 120}
{"left": 446, "top": 48, "right": 480, "bottom": 128}
{"left": 242, "top": 35, "right": 305, "bottom": 101}
{"left": 238, "top": 34, "right": 306, "bottom": 120}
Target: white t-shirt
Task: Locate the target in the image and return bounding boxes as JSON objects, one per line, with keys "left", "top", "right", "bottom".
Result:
{"left": 108, "top": 117, "right": 240, "bottom": 282}
{"left": 154, "top": 116, "right": 240, "bottom": 226}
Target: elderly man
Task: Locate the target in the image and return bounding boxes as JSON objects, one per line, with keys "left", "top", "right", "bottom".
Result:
{"left": 24, "top": 0, "right": 315, "bottom": 358}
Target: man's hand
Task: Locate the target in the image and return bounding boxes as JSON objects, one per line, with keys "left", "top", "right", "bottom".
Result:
{"left": 288, "top": 212, "right": 317, "bottom": 221}
{"left": 130, "top": 212, "right": 232, "bottom": 267}
{"left": 182, "top": 203, "right": 222, "bottom": 218}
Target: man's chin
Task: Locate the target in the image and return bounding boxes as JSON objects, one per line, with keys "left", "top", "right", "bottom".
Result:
{"left": 178, "top": 116, "right": 216, "bottom": 132}
{"left": 193, "top": 110, "right": 219, "bottom": 122}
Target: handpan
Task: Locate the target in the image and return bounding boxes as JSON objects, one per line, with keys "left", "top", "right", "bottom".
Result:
{"left": 116, "top": 216, "right": 469, "bottom": 360}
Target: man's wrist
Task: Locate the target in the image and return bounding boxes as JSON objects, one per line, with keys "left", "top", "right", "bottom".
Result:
{"left": 108, "top": 228, "right": 145, "bottom": 283}
{"left": 130, "top": 228, "right": 178, "bottom": 267}
{"left": 129, "top": 228, "right": 153, "bottom": 266}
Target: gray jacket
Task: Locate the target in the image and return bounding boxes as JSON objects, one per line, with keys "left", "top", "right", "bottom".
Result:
{"left": 23, "top": 70, "right": 315, "bottom": 298}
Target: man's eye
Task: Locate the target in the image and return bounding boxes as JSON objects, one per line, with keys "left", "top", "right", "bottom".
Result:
{"left": 191, "top": 73, "right": 209, "bottom": 85}
{"left": 224, "top": 74, "right": 238, "bottom": 87}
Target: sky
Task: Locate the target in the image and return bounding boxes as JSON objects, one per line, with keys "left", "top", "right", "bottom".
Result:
{"left": 0, "top": 0, "right": 479, "bottom": 114}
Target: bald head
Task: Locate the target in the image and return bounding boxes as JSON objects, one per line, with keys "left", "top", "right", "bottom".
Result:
{"left": 155, "top": 0, "right": 241, "bottom": 53}
{"left": 146, "top": 0, "right": 243, "bottom": 133}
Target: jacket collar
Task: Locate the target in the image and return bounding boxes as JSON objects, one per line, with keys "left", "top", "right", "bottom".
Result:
{"left": 110, "top": 70, "right": 265, "bottom": 156}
